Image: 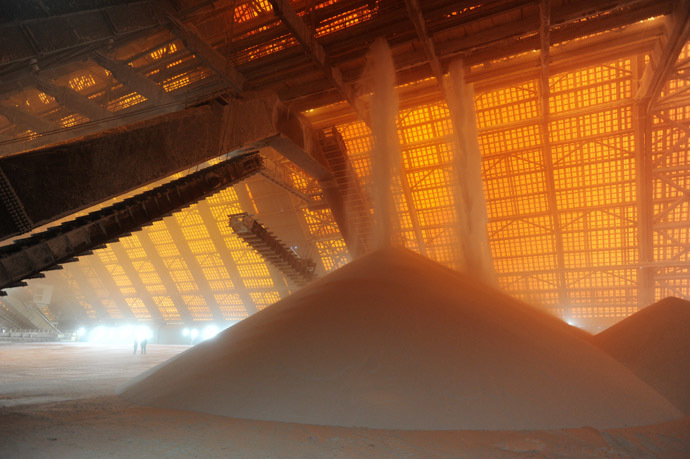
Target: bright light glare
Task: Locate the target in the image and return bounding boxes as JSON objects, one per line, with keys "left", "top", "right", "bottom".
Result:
{"left": 87, "top": 325, "right": 152, "bottom": 344}
{"left": 89, "top": 326, "right": 106, "bottom": 342}
{"left": 201, "top": 325, "right": 219, "bottom": 341}
{"left": 119, "top": 325, "right": 133, "bottom": 340}
{"left": 190, "top": 328, "right": 198, "bottom": 339}
{"left": 77, "top": 327, "right": 86, "bottom": 337}
{"left": 135, "top": 325, "right": 152, "bottom": 341}
{"left": 182, "top": 328, "right": 190, "bottom": 337}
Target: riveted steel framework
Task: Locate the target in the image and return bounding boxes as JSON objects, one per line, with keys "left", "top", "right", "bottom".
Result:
{"left": 0, "top": 0, "right": 687, "bottom": 329}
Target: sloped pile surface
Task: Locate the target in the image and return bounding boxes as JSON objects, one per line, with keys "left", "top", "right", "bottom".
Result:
{"left": 119, "top": 248, "right": 681, "bottom": 430}
{"left": 595, "top": 296, "right": 690, "bottom": 414}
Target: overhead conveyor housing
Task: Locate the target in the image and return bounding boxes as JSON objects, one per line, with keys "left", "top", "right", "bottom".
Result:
{"left": 0, "top": 153, "right": 262, "bottom": 295}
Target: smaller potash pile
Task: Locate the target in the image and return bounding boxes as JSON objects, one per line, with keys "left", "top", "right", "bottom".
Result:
{"left": 119, "top": 248, "right": 682, "bottom": 430}
{"left": 594, "top": 296, "right": 690, "bottom": 414}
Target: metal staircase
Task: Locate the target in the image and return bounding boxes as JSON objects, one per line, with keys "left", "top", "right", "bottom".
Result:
{"left": 229, "top": 213, "right": 316, "bottom": 287}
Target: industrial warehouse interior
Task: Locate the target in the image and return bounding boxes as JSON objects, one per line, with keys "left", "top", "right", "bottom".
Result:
{"left": 0, "top": 0, "right": 689, "bottom": 457}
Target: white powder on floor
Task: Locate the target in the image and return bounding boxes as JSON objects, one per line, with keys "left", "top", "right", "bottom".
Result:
{"left": 119, "top": 247, "right": 682, "bottom": 430}
{"left": 595, "top": 296, "right": 690, "bottom": 414}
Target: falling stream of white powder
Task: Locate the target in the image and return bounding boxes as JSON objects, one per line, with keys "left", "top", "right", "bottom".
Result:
{"left": 445, "top": 60, "right": 496, "bottom": 283}
{"left": 365, "top": 38, "right": 402, "bottom": 249}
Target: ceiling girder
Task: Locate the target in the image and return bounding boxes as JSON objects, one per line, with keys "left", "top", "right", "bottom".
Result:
{"left": 636, "top": 0, "right": 690, "bottom": 114}
{"left": 403, "top": 0, "right": 444, "bottom": 84}
{"left": 66, "top": 264, "right": 111, "bottom": 321}
{"left": 109, "top": 242, "right": 164, "bottom": 322}
{"left": 32, "top": 75, "right": 112, "bottom": 120}
{"left": 91, "top": 52, "right": 172, "bottom": 105}
{"left": 167, "top": 16, "right": 245, "bottom": 95}
{"left": 84, "top": 255, "right": 138, "bottom": 321}
{"left": 267, "top": 0, "right": 368, "bottom": 123}
{"left": 0, "top": 102, "right": 59, "bottom": 133}
{"left": 0, "top": 1, "right": 166, "bottom": 77}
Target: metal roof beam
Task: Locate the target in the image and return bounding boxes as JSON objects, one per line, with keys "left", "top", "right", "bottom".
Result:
{"left": 167, "top": 16, "right": 244, "bottom": 95}
{"left": 0, "top": 103, "right": 59, "bottom": 133}
{"left": 267, "top": 0, "right": 368, "bottom": 123}
{"left": 0, "top": 1, "right": 164, "bottom": 70}
{"left": 65, "top": 264, "right": 110, "bottom": 321}
{"left": 32, "top": 76, "right": 112, "bottom": 120}
{"left": 90, "top": 52, "right": 173, "bottom": 105}
{"left": 537, "top": 0, "right": 569, "bottom": 307}
{"left": 404, "top": 0, "right": 444, "bottom": 84}
{"left": 636, "top": 0, "right": 690, "bottom": 114}
{"left": 109, "top": 242, "right": 164, "bottom": 323}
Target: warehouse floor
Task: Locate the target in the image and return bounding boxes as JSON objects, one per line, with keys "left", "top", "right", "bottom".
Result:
{"left": 1, "top": 343, "right": 689, "bottom": 458}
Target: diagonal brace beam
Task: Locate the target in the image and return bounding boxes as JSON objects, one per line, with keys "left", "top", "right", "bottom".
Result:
{"left": 91, "top": 52, "right": 173, "bottom": 105}
{"left": 0, "top": 103, "right": 59, "bottom": 133}
{"left": 636, "top": 0, "right": 690, "bottom": 113}
{"left": 267, "top": 0, "right": 368, "bottom": 123}
{"left": 404, "top": 0, "right": 444, "bottom": 83}
{"left": 167, "top": 16, "right": 244, "bottom": 95}
{"left": 32, "top": 76, "right": 112, "bottom": 121}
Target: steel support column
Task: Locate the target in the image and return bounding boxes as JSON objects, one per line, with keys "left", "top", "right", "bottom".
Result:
{"left": 66, "top": 263, "right": 110, "bottom": 321}
{"left": 538, "top": 0, "right": 569, "bottom": 307}
{"left": 635, "top": 0, "right": 690, "bottom": 304}
{"left": 86, "top": 254, "right": 137, "bottom": 320}
{"left": 137, "top": 231, "right": 194, "bottom": 323}
{"left": 196, "top": 200, "right": 259, "bottom": 316}
{"left": 164, "top": 215, "right": 224, "bottom": 322}
{"left": 110, "top": 243, "right": 164, "bottom": 322}
{"left": 633, "top": 55, "right": 655, "bottom": 307}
